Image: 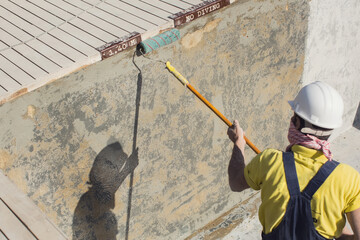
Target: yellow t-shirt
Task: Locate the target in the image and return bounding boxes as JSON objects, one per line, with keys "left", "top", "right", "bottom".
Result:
{"left": 244, "top": 145, "right": 360, "bottom": 239}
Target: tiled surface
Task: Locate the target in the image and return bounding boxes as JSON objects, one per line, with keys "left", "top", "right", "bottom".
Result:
{"left": 0, "top": 0, "right": 207, "bottom": 103}
{"left": 0, "top": 170, "right": 67, "bottom": 239}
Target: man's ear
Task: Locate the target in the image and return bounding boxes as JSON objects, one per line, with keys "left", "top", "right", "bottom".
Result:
{"left": 293, "top": 114, "right": 301, "bottom": 130}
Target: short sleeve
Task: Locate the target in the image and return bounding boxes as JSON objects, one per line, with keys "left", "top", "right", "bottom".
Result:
{"left": 244, "top": 149, "right": 281, "bottom": 191}
{"left": 344, "top": 166, "right": 360, "bottom": 213}
{"left": 244, "top": 153, "right": 262, "bottom": 190}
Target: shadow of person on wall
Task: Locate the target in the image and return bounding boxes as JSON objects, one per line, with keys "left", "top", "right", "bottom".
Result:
{"left": 72, "top": 142, "right": 138, "bottom": 240}
{"left": 353, "top": 102, "right": 360, "bottom": 130}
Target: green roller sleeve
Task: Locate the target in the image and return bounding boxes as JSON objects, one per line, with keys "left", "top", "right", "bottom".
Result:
{"left": 137, "top": 29, "right": 181, "bottom": 54}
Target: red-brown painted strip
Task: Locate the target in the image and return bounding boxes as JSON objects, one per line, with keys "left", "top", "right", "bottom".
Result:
{"left": 169, "top": 0, "right": 230, "bottom": 27}
{"left": 97, "top": 32, "right": 142, "bottom": 59}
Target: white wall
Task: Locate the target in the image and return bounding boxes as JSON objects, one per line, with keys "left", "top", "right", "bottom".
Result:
{"left": 302, "top": 0, "right": 360, "bottom": 137}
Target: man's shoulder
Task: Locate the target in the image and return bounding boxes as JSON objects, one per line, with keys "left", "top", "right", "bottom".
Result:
{"left": 251, "top": 148, "right": 283, "bottom": 166}
{"left": 334, "top": 162, "right": 360, "bottom": 177}
{"left": 259, "top": 148, "right": 283, "bottom": 158}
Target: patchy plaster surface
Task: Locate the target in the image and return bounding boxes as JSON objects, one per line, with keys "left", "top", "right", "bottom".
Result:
{"left": 0, "top": 0, "right": 308, "bottom": 239}
{"left": 181, "top": 19, "right": 222, "bottom": 49}
{"left": 186, "top": 192, "right": 261, "bottom": 240}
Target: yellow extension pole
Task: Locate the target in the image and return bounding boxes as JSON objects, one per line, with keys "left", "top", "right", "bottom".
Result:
{"left": 166, "top": 62, "right": 261, "bottom": 154}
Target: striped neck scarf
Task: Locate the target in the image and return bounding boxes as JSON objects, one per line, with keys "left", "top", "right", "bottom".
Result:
{"left": 286, "top": 120, "right": 333, "bottom": 160}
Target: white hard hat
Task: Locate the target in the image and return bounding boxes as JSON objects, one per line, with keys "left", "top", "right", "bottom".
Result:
{"left": 288, "top": 81, "right": 344, "bottom": 129}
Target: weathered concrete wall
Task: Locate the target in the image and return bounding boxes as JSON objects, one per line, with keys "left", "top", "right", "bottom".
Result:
{"left": 302, "top": 0, "right": 360, "bottom": 137}
{"left": 0, "top": 0, "right": 309, "bottom": 239}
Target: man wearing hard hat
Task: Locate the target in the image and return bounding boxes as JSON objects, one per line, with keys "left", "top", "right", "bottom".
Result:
{"left": 227, "top": 81, "right": 360, "bottom": 239}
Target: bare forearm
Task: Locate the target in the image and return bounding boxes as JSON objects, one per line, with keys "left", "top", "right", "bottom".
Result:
{"left": 346, "top": 209, "right": 360, "bottom": 240}
{"left": 336, "top": 235, "right": 356, "bottom": 240}
{"left": 335, "top": 225, "right": 355, "bottom": 240}
{"left": 227, "top": 120, "right": 249, "bottom": 191}
{"left": 228, "top": 144, "right": 249, "bottom": 192}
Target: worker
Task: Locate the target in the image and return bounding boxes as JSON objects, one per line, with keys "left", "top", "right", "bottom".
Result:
{"left": 227, "top": 81, "right": 360, "bottom": 240}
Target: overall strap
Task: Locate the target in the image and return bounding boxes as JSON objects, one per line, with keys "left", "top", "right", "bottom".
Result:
{"left": 302, "top": 160, "right": 339, "bottom": 200}
{"left": 283, "top": 152, "right": 300, "bottom": 196}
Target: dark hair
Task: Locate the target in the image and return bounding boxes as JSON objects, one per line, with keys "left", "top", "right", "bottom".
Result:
{"left": 293, "top": 113, "right": 333, "bottom": 140}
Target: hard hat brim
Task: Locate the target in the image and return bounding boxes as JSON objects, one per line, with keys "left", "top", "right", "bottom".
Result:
{"left": 288, "top": 100, "right": 295, "bottom": 110}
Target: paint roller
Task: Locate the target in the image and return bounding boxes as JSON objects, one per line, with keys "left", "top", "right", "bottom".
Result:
{"left": 136, "top": 29, "right": 261, "bottom": 154}
{"left": 136, "top": 29, "right": 180, "bottom": 55}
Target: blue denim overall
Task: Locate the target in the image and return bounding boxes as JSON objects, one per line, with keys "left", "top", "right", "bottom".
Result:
{"left": 262, "top": 152, "right": 339, "bottom": 240}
